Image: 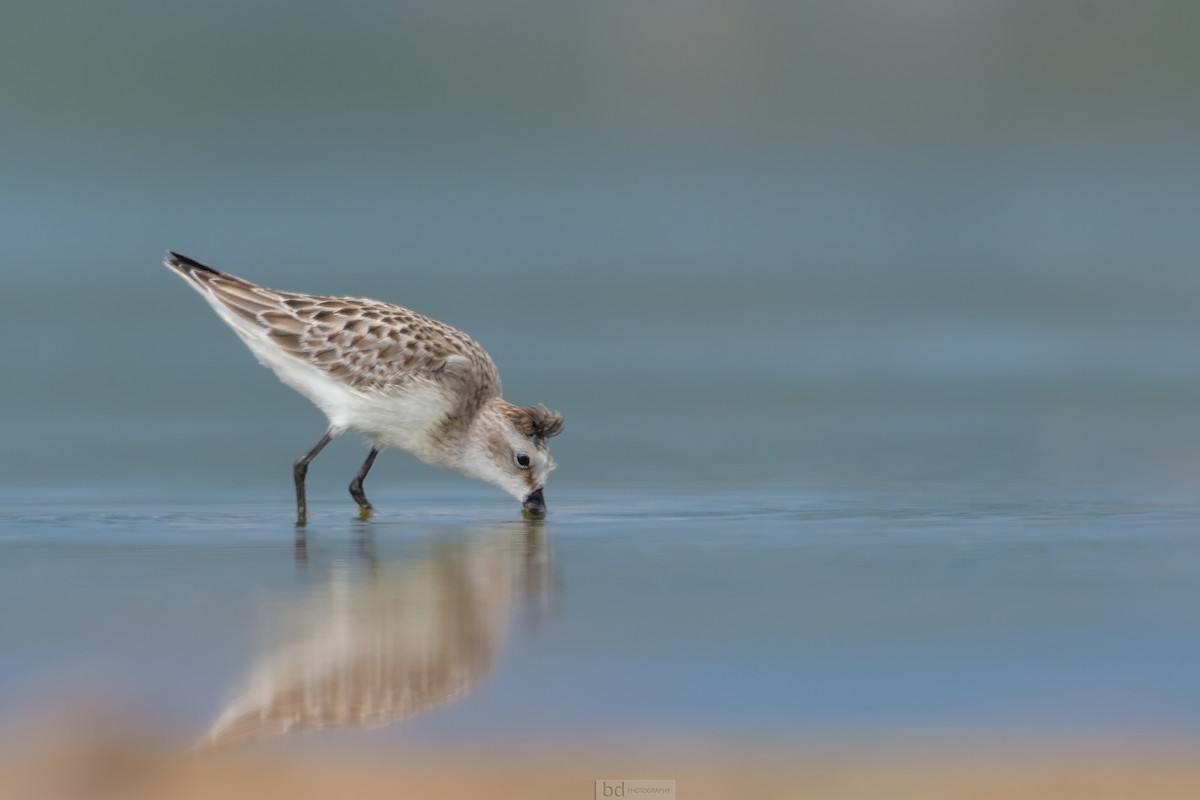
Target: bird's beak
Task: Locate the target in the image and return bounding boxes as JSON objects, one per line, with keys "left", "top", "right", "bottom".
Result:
{"left": 522, "top": 487, "right": 546, "bottom": 519}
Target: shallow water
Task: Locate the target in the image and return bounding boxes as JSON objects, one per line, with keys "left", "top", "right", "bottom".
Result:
{"left": 2, "top": 481, "right": 1199, "bottom": 746}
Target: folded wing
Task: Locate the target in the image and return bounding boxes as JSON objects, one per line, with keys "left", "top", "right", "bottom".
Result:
{"left": 164, "top": 251, "right": 502, "bottom": 400}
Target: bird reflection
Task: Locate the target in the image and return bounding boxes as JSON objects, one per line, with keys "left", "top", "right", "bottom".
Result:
{"left": 199, "top": 522, "right": 551, "bottom": 749}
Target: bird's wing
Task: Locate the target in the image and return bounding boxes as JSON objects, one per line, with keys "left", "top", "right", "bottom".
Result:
{"left": 166, "top": 251, "right": 502, "bottom": 398}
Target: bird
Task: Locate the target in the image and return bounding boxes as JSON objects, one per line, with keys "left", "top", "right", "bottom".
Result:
{"left": 163, "top": 251, "right": 563, "bottom": 525}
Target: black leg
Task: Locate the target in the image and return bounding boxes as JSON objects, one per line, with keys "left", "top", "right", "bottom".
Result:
{"left": 349, "top": 446, "right": 380, "bottom": 519}
{"left": 293, "top": 430, "right": 333, "bottom": 526}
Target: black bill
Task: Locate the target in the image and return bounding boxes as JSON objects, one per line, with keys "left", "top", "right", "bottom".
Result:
{"left": 522, "top": 487, "right": 546, "bottom": 518}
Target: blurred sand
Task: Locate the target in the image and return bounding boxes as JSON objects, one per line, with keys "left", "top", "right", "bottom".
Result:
{"left": 4, "top": 731, "right": 1200, "bottom": 800}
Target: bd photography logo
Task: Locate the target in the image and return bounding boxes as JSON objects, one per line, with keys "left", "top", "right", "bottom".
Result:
{"left": 595, "top": 779, "right": 676, "bottom": 798}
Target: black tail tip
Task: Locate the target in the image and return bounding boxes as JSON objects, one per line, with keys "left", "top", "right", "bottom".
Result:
{"left": 164, "top": 250, "right": 220, "bottom": 275}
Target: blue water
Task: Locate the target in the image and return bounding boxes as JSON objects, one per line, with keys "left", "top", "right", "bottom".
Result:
{"left": 2, "top": 483, "right": 1199, "bottom": 744}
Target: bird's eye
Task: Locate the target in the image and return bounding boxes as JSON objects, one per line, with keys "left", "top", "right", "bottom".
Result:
{"left": 515, "top": 453, "right": 531, "bottom": 469}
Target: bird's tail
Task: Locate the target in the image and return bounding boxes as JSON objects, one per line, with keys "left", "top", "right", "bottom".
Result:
{"left": 162, "top": 250, "right": 286, "bottom": 330}
{"left": 164, "top": 250, "right": 223, "bottom": 281}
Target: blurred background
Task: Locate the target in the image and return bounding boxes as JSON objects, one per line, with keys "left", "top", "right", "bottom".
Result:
{"left": 2, "top": 0, "right": 1200, "bottom": 790}
{"left": 3, "top": 0, "right": 1200, "bottom": 495}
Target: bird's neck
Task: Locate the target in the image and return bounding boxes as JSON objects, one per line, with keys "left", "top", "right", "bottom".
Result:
{"left": 413, "top": 397, "right": 489, "bottom": 471}
{"left": 447, "top": 399, "right": 509, "bottom": 479}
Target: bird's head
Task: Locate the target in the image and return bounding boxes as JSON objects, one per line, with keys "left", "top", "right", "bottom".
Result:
{"left": 462, "top": 400, "right": 564, "bottom": 518}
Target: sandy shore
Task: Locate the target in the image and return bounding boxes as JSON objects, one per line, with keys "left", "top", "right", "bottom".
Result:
{"left": 4, "top": 730, "right": 1200, "bottom": 800}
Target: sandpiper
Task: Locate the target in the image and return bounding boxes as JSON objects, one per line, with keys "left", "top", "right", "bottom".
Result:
{"left": 164, "top": 251, "right": 563, "bottom": 524}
